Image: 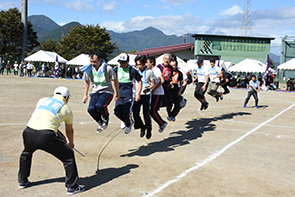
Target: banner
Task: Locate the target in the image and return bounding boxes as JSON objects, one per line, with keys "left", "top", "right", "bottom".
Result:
{"left": 55, "top": 55, "right": 58, "bottom": 78}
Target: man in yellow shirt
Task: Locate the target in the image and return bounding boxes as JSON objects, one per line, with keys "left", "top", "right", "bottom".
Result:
{"left": 18, "top": 86, "right": 85, "bottom": 195}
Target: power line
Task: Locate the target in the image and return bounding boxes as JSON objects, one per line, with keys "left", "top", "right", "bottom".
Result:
{"left": 239, "top": 0, "right": 252, "bottom": 37}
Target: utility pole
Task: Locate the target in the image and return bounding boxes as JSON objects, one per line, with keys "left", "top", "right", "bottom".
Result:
{"left": 182, "top": 34, "right": 187, "bottom": 43}
{"left": 21, "top": 0, "right": 28, "bottom": 61}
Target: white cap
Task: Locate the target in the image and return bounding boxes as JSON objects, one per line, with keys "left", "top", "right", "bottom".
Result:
{"left": 117, "top": 53, "right": 129, "bottom": 63}
{"left": 54, "top": 86, "right": 71, "bottom": 97}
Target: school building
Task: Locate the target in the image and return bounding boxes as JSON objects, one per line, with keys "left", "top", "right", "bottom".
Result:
{"left": 191, "top": 34, "right": 275, "bottom": 65}
{"left": 280, "top": 35, "right": 295, "bottom": 64}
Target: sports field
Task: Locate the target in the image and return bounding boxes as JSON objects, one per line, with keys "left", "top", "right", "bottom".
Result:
{"left": 1, "top": 75, "right": 295, "bottom": 197}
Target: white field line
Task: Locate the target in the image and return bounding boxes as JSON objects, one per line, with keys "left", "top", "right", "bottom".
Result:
{"left": 144, "top": 102, "right": 295, "bottom": 197}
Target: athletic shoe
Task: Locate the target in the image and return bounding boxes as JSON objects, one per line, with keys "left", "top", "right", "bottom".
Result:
{"left": 125, "top": 119, "right": 134, "bottom": 134}
{"left": 101, "top": 117, "right": 109, "bottom": 130}
{"left": 96, "top": 120, "right": 103, "bottom": 133}
{"left": 146, "top": 129, "right": 152, "bottom": 139}
{"left": 159, "top": 122, "right": 168, "bottom": 133}
{"left": 67, "top": 185, "right": 85, "bottom": 195}
{"left": 167, "top": 116, "right": 173, "bottom": 121}
{"left": 220, "top": 93, "right": 224, "bottom": 100}
{"left": 243, "top": 105, "right": 246, "bottom": 108}
{"left": 172, "top": 117, "right": 176, "bottom": 122}
{"left": 120, "top": 121, "right": 126, "bottom": 129}
{"left": 200, "top": 102, "right": 205, "bottom": 110}
{"left": 140, "top": 125, "right": 146, "bottom": 138}
{"left": 215, "top": 96, "right": 219, "bottom": 102}
{"left": 255, "top": 106, "right": 258, "bottom": 109}
{"left": 19, "top": 181, "right": 30, "bottom": 189}
{"left": 203, "top": 102, "right": 209, "bottom": 110}
{"left": 180, "top": 98, "right": 187, "bottom": 108}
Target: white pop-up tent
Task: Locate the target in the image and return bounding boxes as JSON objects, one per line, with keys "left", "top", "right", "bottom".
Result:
{"left": 277, "top": 58, "right": 295, "bottom": 79}
{"left": 25, "top": 50, "right": 68, "bottom": 63}
{"left": 229, "top": 58, "right": 271, "bottom": 73}
{"left": 66, "top": 54, "right": 90, "bottom": 66}
{"left": 107, "top": 53, "right": 137, "bottom": 66}
{"left": 186, "top": 59, "right": 226, "bottom": 71}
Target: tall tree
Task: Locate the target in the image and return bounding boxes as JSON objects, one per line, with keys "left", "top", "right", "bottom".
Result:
{"left": 40, "top": 38, "right": 58, "bottom": 52}
{"left": 57, "top": 24, "right": 117, "bottom": 60}
{"left": 0, "top": 8, "right": 39, "bottom": 57}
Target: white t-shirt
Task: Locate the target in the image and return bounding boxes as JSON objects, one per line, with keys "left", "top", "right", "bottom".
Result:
{"left": 151, "top": 66, "right": 164, "bottom": 95}
{"left": 197, "top": 66, "right": 209, "bottom": 83}
{"left": 14, "top": 63, "right": 18, "bottom": 71}
{"left": 209, "top": 66, "right": 221, "bottom": 83}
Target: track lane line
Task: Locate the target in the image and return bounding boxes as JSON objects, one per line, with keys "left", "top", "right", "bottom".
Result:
{"left": 144, "top": 102, "right": 295, "bottom": 196}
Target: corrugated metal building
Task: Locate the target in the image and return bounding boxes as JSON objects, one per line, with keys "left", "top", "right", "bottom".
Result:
{"left": 280, "top": 35, "right": 295, "bottom": 64}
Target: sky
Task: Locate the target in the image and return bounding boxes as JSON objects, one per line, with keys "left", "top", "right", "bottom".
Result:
{"left": 1, "top": 0, "right": 295, "bottom": 55}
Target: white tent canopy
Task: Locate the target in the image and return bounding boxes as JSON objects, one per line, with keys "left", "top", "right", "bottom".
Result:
{"left": 277, "top": 58, "right": 295, "bottom": 70}
{"left": 66, "top": 54, "right": 90, "bottom": 66}
{"left": 107, "top": 53, "right": 137, "bottom": 66}
{"left": 187, "top": 59, "right": 227, "bottom": 71}
{"left": 224, "top": 62, "right": 233, "bottom": 70}
{"left": 229, "top": 58, "right": 272, "bottom": 73}
{"left": 25, "top": 50, "right": 68, "bottom": 63}
{"left": 156, "top": 54, "right": 188, "bottom": 73}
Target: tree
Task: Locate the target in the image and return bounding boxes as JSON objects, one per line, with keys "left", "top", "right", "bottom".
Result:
{"left": 40, "top": 38, "right": 58, "bottom": 52}
{"left": 57, "top": 24, "right": 117, "bottom": 60}
{"left": 0, "top": 8, "right": 39, "bottom": 57}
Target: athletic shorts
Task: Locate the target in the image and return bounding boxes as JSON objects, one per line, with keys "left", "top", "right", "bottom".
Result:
{"left": 194, "top": 82, "right": 207, "bottom": 99}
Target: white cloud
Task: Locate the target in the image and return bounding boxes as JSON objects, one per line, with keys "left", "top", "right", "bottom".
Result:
{"left": 0, "top": 1, "right": 20, "bottom": 10}
{"left": 57, "top": 22, "right": 66, "bottom": 26}
{"left": 30, "top": 0, "right": 59, "bottom": 6}
{"left": 220, "top": 5, "right": 242, "bottom": 16}
{"left": 65, "top": 0, "right": 94, "bottom": 12}
{"left": 101, "top": 21, "right": 126, "bottom": 32}
{"left": 102, "top": 0, "right": 118, "bottom": 11}
{"left": 143, "top": 4, "right": 148, "bottom": 8}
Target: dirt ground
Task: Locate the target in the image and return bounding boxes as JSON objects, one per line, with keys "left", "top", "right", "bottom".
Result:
{"left": 0, "top": 75, "right": 295, "bottom": 197}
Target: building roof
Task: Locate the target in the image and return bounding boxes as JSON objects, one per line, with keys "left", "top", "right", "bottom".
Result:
{"left": 192, "top": 34, "right": 275, "bottom": 40}
{"left": 132, "top": 42, "right": 194, "bottom": 57}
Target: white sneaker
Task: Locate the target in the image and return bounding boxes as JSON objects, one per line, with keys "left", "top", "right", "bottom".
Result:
{"left": 120, "top": 121, "right": 126, "bottom": 129}
{"left": 96, "top": 120, "right": 103, "bottom": 133}
{"left": 124, "top": 119, "right": 134, "bottom": 134}
{"left": 159, "top": 122, "right": 168, "bottom": 133}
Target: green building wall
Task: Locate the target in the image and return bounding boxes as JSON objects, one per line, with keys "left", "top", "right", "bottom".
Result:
{"left": 192, "top": 34, "right": 274, "bottom": 65}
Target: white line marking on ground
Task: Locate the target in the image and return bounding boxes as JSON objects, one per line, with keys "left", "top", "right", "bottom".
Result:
{"left": 0, "top": 123, "right": 27, "bottom": 126}
{"left": 144, "top": 103, "right": 295, "bottom": 197}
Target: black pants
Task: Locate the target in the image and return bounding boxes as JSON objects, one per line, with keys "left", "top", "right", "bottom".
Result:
{"left": 244, "top": 90, "right": 258, "bottom": 107}
{"left": 220, "top": 79, "right": 230, "bottom": 94}
{"left": 114, "top": 97, "right": 133, "bottom": 127}
{"left": 150, "top": 95, "right": 166, "bottom": 127}
{"left": 168, "top": 92, "right": 181, "bottom": 118}
{"left": 133, "top": 95, "right": 151, "bottom": 131}
{"left": 18, "top": 127, "right": 79, "bottom": 188}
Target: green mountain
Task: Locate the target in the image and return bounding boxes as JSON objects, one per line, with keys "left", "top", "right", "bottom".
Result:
{"left": 108, "top": 27, "right": 195, "bottom": 53}
{"left": 28, "top": 15, "right": 60, "bottom": 36}
{"left": 38, "top": 22, "right": 81, "bottom": 43}
{"left": 28, "top": 15, "right": 195, "bottom": 55}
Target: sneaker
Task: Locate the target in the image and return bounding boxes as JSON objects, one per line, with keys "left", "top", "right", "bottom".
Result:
{"left": 120, "top": 121, "right": 126, "bottom": 129}
{"left": 180, "top": 98, "right": 187, "bottom": 108}
{"left": 140, "top": 125, "right": 146, "bottom": 138}
{"left": 19, "top": 181, "right": 30, "bottom": 189}
{"left": 146, "top": 129, "right": 152, "bottom": 139}
{"left": 124, "top": 119, "right": 134, "bottom": 134}
{"left": 215, "top": 96, "right": 219, "bottom": 102}
{"left": 172, "top": 117, "right": 176, "bottom": 122}
{"left": 203, "top": 102, "right": 209, "bottom": 110}
{"left": 255, "top": 106, "right": 258, "bottom": 109}
{"left": 167, "top": 115, "right": 173, "bottom": 121}
{"left": 220, "top": 93, "right": 224, "bottom": 100}
{"left": 159, "top": 122, "right": 168, "bottom": 133}
{"left": 243, "top": 105, "right": 246, "bottom": 108}
{"left": 96, "top": 120, "right": 102, "bottom": 133}
{"left": 200, "top": 102, "right": 205, "bottom": 110}
{"left": 101, "top": 117, "right": 109, "bottom": 130}
{"left": 67, "top": 185, "right": 85, "bottom": 195}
